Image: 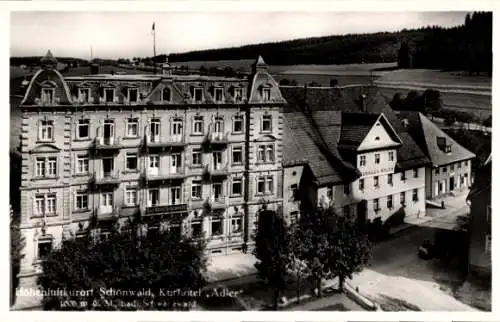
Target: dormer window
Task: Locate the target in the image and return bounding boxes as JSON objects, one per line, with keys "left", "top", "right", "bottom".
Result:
{"left": 262, "top": 88, "right": 271, "bottom": 101}
{"left": 104, "top": 88, "right": 115, "bottom": 103}
{"left": 193, "top": 88, "right": 203, "bottom": 102}
{"left": 41, "top": 88, "right": 54, "bottom": 104}
{"left": 234, "top": 88, "right": 243, "bottom": 101}
{"left": 162, "top": 87, "right": 171, "bottom": 102}
{"left": 128, "top": 88, "right": 138, "bottom": 103}
{"left": 78, "top": 88, "right": 91, "bottom": 103}
{"left": 214, "top": 87, "right": 224, "bottom": 102}
{"left": 436, "top": 136, "right": 451, "bottom": 153}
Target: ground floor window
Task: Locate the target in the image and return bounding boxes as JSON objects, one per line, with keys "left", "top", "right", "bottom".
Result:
{"left": 231, "top": 216, "right": 242, "bottom": 234}
{"left": 211, "top": 216, "right": 223, "bottom": 237}
{"left": 412, "top": 189, "right": 419, "bottom": 202}
{"left": 289, "top": 211, "right": 299, "bottom": 224}
{"left": 37, "top": 238, "right": 53, "bottom": 260}
{"left": 191, "top": 219, "right": 203, "bottom": 238}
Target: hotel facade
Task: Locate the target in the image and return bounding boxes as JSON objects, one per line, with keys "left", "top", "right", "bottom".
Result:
{"left": 16, "top": 52, "right": 285, "bottom": 285}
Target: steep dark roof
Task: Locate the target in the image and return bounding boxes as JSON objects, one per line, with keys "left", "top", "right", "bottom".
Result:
{"left": 280, "top": 85, "right": 430, "bottom": 171}
{"left": 338, "top": 113, "right": 378, "bottom": 149}
{"left": 399, "top": 111, "right": 476, "bottom": 167}
{"left": 467, "top": 154, "right": 491, "bottom": 200}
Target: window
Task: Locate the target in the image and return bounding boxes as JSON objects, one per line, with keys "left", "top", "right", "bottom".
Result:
{"left": 257, "top": 144, "right": 274, "bottom": 163}
{"left": 262, "top": 88, "right": 271, "bottom": 101}
{"left": 149, "top": 119, "right": 160, "bottom": 142}
{"left": 375, "top": 153, "right": 380, "bottom": 164}
{"left": 75, "top": 192, "right": 88, "bottom": 210}
{"left": 234, "top": 88, "right": 243, "bottom": 101}
{"left": 257, "top": 177, "right": 265, "bottom": 194}
{"left": 126, "top": 152, "right": 138, "bottom": 171}
{"left": 359, "top": 155, "right": 366, "bottom": 167}
{"left": 170, "top": 186, "right": 181, "bottom": 205}
{"left": 78, "top": 88, "right": 90, "bottom": 103}
{"left": 41, "top": 88, "right": 54, "bottom": 104}
{"left": 401, "top": 171, "right": 407, "bottom": 181}
{"left": 214, "top": 87, "right": 224, "bottom": 102}
{"left": 76, "top": 155, "right": 89, "bottom": 174}
{"left": 37, "top": 239, "right": 53, "bottom": 260}
{"left": 35, "top": 157, "right": 57, "bottom": 177}
{"left": 194, "top": 88, "right": 203, "bottom": 102}
{"left": 373, "top": 198, "right": 380, "bottom": 211}
{"left": 233, "top": 114, "right": 244, "bottom": 133}
{"left": 39, "top": 120, "right": 54, "bottom": 141}
{"left": 443, "top": 167, "right": 447, "bottom": 173}
{"left": 388, "top": 151, "right": 394, "bottom": 161}
{"left": 412, "top": 189, "right": 419, "bottom": 202}
{"left": 262, "top": 115, "right": 272, "bottom": 132}
{"left": 213, "top": 183, "right": 223, "bottom": 200}
{"left": 374, "top": 176, "right": 379, "bottom": 188}
{"left": 387, "top": 195, "right": 393, "bottom": 209}
{"left": 266, "top": 176, "right": 274, "bottom": 194}
{"left": 465, "top": 160, "right": 468, "bottom": 166}
{"left": 36, "top": 158, "right": 45, "bottom": 177}
{"left": 192, "top": 149, "right": 202, "bottom": 167}
{"left": 46, "top": 194, "right": 56, "bottom": 215}
{"left": 214, "top": 116, "right": 224, "bottom": 134}
{"left": 193, "top": 116, "right": 204, "bottom": 134}
{"left": 147, "top": 189, "right": 159, "bottom": 207}
{"left": 47, "top": 157, "right": 57, "bottom": 176}
{"left": 128, "top": 88, "right": 138, "bottom": 102}
{"left": 172, "top": 118, "right": 183, "bottom": 135}
{"left": 485, "top": 235, "right": 491, "bottom": 254}
{"left": 327, "top": 186, "right": 333, "bottom": 199}
{"left": 34, "top": 195, "right": 45, "bottom": 216}
{"left": 413, "top": 168, "right": 419, "bottom": 178}
{"left": 191, "top": 180, "right": 202, "bottom": 199}
{"left": 290, "top": 184, "right": 298, "bottom": 199}
{"left": 126, "top": 118, "right": 138, "bottom": 137}
{"left": 168, "top": 221, "right": 182, "bottom": 238}
{"left": 435, "top": 168, "right": 439, "bottom": 175}
{"left": 232, "top": 177, "right": 242, "bottom": 196}
{"left": 105, "top": 88, "right": 114, "bottom": 103}
{"left": 344, "top": 184, "right": 351, "bottom": 195}
{"left": 77, "top": 119, "right": 90, "bottom": 139}
{"left": 211, "top": 217, "right": 223, "bottom": 237}
{"left": 125, "top": 187, "right": 137, "bottom": 206}
{"left": 231, "top": 216, "right": 242, "bottom": 233}
{"left": 157, "top": 86, "right": 169, "bottom": 101}
{"left": 191, "top": 219, "right": 203, "bottom": 238}
{"left": 388, "top": 174, "right": 393, "bottom": 185}
{"left": 458, "top": 162, "right": 462, "bottom": 169}
{"left": 289, "top": 211, "right": 299, "bottom": 224}
{"left": 400, "top": 192, "right": 406, "bottom": 206}
{"left": 232, "top": 146, "right": 243, "bottom": 164}
{"left": 450, "top": 164, "right": 455, "bottom": 171}
{"left": 359, "top": 179, "right": 365, "bottom": 191}
{"left": 343, "top": 206, "right": 350, "bottom": 216}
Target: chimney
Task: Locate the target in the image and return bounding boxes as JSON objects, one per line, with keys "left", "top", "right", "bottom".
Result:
{"left": 360, "top": 94, "right": 367, "bottom": 112}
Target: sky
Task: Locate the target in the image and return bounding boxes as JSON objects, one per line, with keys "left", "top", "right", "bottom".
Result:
{"left": 10, "top": 11, "right": 468, "bottom": 59}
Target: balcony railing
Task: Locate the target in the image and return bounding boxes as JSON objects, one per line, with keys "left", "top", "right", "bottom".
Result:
{"left": 142, "top": 167, "right": 186, "bottom": 182}
{"left": 211, "top": 196, "right": 228, "bottom": 210}
{"left": 95, "top": 136, "right": 122, "bottom": 150}
{"left": 144, "top": 203, "right": 188, "bottom": 219}
{"left": 93, "top": 170, "right": 120, "bottom": 185}
{"left": 206, "top": 130, "right": 230, "bottom": 146}
{"left": 204, "top": 163, "right": 229, "bottom": 178}
{"left": 144, "top": 134, "right": 186, "bottom": 148}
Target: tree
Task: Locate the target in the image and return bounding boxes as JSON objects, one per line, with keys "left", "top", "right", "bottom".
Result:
{"left": 288, "top": 221, "right": 309, "bottom": 303}
{"left": 482, "top": 115, "right": 492, "bottom": 127}
{"left": 403, "top": 91, "right": 425, "bottom": 112}
{"left": 199, "top": 65, "right": 207, "bottom": 75}
{"left": 324, "top": 209, "right": 371, "bottom": 291}
{"left": 307, "top": 81, "right": 321, "bottom": 87}
{"left": 223, "top": 66, "right": 235, "bottom": 77}
{"left": 38, "top": 220, "right": 207, "bottom": 310}
{"left": 422, "top": 89, "right": 442, "bottom": 116}
{"left": 398, "top": 41, "right": 411, "bottom": 68}
{"left": 10, "top": 204, "right": 25, "bottom": 306}
{"left": 389, "top": 93, "right": 404, "bottom": 110}
{"left": 279, "top": 78, "right": 291, "bottom": 86}
{"left": 253, "top": 208, "right": 291, "bottom": 310}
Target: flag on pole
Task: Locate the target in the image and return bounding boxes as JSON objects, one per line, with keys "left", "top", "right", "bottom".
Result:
{"left": 152, "top": 22, "right": 155, "bottom": 31}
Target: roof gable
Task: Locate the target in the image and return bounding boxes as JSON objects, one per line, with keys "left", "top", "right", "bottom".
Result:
{"left": 358, "top": 114, "right": 402, "bottom": 151}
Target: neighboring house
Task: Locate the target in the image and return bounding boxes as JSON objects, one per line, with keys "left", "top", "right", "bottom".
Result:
{"left": 16, "top": 51, "right": 285, "bottom": 289}
{"left": 281, "top": 85, "right": 430, "bottom": 225}
{"left": 467, "top": 154, "right": 491, "bottom": 278}
{"left": 399, "top": 111, "right": 476, "bottom": 200}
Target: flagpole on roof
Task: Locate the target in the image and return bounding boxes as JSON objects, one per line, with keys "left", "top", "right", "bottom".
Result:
{"left": 152, "top": 22, "right": 156, "bottom": 75}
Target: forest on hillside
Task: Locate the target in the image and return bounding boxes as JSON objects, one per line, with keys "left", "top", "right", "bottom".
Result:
{"left": 167, "top": 12, "right": 491, "bottom": 74}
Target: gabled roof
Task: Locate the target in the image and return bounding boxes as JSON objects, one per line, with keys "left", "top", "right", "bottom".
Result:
{"left": 280, "top": 85, "right": 430, "bottom": 171}
{"left": 399, "top": 111, "right": 476, "bottom": 167}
